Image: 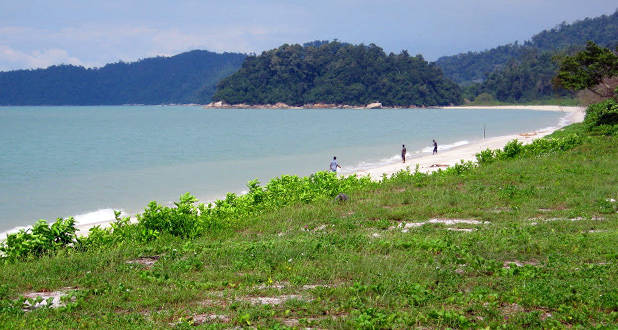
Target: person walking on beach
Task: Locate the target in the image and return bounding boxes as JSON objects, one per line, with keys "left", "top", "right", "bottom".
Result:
{"left": 432, "top": 139, "right": 438, "bottom": 155}
{"left": 401, "top": 144, "right": 407, "bottom": 163}
{"left": 330, "top": 156, "right": 341, "bottom": 173}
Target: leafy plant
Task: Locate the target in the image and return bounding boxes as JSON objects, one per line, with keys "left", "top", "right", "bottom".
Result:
{"left": 0, "top": 217, "right": 77, "bottom": 262}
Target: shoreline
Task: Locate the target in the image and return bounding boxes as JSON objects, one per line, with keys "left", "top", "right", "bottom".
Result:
{"left": 353, "top": 106, "right": 585, "bottom": 179}
{"left": 204, "top": 101, "right": 582, "bottom": 112}
{"left": 0, "top": 105, "right": 586, "bottom": 240}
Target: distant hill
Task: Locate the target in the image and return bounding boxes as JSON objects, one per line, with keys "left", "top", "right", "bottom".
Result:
{"left": 213, "top": 41, "right": 462, "bottom": 106}
{"left": 436, "top": 10, "right": 618, "bottom": 85}
{"left": 0, "top": 50, "right": 246, "bottom": 105}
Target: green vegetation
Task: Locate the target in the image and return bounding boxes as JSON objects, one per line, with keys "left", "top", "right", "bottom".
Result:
{"left": 436, "top": 10, "right": 617, "bottom": 85}
{"left": 553, "top": 41, "right": 618, "bottom": 98}
{"left": 0, "top": 50, "right": 245, "bottom": 105}
{"left": 463, "top": 50, "right": 573, "bottom": 103}
{"left": 1, "top": 100, "right": 616, "bottom": 327}
{"left": 213, "top": 41, "right": 462, "bottom": 106}
{"left": 438, "top": 10, "right": 617, "bottom": 104}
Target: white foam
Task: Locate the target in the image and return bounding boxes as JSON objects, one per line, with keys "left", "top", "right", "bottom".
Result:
{"left": 340, "top": 140, "right": 470, "bottom": 175}
{"left": 421, "top": 140, "right": 469, "bottom": 153}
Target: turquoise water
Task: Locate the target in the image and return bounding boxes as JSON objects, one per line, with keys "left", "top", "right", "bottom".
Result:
{"left": 0, "top": 105, "right": 564, "bottom": 233}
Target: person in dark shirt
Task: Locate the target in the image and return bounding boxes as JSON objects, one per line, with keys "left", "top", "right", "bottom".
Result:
{"left": 401, "top": 144, "right": 407, "bottom": 163}
{"left": 433, "top": 139, "right": 438, "bottom": 155}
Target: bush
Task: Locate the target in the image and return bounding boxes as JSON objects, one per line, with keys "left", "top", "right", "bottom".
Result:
{"left": 585, "top": 99, "right": 618, "bottom": 134}
{"left": 475, "top": 134, "right": 583, "bottom": 164}
{"left": 0, "top": 218, "right": 77, "bottom": 262}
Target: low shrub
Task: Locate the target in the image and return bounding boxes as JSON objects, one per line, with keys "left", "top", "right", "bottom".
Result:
{"left": 476, "top": 134, "right": 583, "bottom": 164}
{"left": 585, "top": 99, "right": 618, "bottom": 134}
{"left": 0, "top": 218, "right": 77, "bottom": 262}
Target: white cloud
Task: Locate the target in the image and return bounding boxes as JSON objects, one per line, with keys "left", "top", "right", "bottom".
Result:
{"left": 0, "top": 23, "right": 301, "bottom": 70}
{"left": 0, "top": 45, "right": 83, "bottom": 71}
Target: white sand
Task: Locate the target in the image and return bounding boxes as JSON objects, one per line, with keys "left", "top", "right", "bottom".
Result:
{"left": 353, "top": 106, "right": 586, "bottom": 180}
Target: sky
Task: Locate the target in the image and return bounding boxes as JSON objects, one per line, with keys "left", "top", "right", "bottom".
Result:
{"left": 0, "top": 0, "right": 616, "bottom": 71}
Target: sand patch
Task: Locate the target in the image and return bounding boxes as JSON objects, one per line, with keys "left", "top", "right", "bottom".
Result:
{"left": 277, "top": 314, "right": 347, "bottom": 327}
{"left": 500, "top": 303, "right": 552, "bottom": 321}
{"left": 23, "top": 288, "right": 75, "bottom": 311}
{"left": 255, "top": 282, "right": 335, "bottom": 291}
{"left": 241, "top": 294, "right": 310, "bottom": 305}
{"left": 529, "top": 216, "right": 606, "bottom": 225}
{"left": 126, "top": 256, "right": 160, "bottom": 268}
{"left": 503, "top": 259, "right": 539, "bottom": 268}
{"left": 398, "top": 218, "right": 488, "bottom": 232}
{"left": 301, "top": 224, "right": 333, "bottom": 232}
{"left": 192, "top": 313, "right": 229, "bottom": 325}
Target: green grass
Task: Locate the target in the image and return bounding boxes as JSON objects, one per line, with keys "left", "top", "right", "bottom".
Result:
{"left": 1, "top": 126, "right": 616, "bottom": 328}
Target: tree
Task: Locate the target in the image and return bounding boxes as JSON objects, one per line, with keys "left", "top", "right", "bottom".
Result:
{"left": 553, "top": 41, "right": 618, "bottom": 97}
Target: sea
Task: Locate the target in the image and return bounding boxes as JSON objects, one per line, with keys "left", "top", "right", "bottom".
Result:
{"left": 0, "top": 105, "right": 566, "bottom": 236}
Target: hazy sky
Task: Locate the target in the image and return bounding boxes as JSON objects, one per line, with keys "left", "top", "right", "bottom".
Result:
{"left": 0, "top": 1, "right": 615, "bottom": 71}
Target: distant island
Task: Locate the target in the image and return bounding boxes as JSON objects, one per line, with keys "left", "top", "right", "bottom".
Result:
{"left": 212, "top": 41, "right": 463, "bottom": 107}
{"left": 0, "top": 50, "right": 245, "bottom": 105}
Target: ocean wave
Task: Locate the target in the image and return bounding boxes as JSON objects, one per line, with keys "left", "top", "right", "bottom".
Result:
{"left": 341, "top": 140, "right": 469, "bottom": 174}
{"left": 421, "top": 140, "right": 469, "bottom": 153}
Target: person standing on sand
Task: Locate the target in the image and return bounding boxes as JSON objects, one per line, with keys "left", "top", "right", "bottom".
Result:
{"left": 432, "top": 139, "right": 438, "bottom": 155}
{"left": 401, "top": 144, "right": 407, "bottom": 163}
{"left": 330, "top": 156, "right": 341, "bottom": 173}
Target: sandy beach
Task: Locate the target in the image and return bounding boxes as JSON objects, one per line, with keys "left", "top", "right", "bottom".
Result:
{"left": 354, "top": 105, "right": 585, "bottom": 180}
{"left": 1, "top": 105, "right": 586, "bottom": 240}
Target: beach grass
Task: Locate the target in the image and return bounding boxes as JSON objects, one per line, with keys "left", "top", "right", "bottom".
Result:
{"left": 0, "top": 124, "right": 616, "bottom": 328}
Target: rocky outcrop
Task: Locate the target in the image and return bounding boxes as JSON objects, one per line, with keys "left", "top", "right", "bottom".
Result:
{"left": 366, "top": 102, "right": 382, "bottom": 109}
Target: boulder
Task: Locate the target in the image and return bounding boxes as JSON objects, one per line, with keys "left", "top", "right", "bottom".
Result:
{"left": 366, "top": 102, "right": 382, "bottom": 109}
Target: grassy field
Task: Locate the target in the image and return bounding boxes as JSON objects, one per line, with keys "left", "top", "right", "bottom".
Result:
{"left": 0, "top": 123, "right": 616, "bottom": 328}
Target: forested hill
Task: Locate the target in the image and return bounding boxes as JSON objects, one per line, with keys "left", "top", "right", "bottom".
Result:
{"left": 213, "top": 42, "right": 462, "bottom": 106}
{"left": 435, "top": 10, "right": 618, "bottom": 85}
{"left": 0, "top": 50, "right": 246, "bottom": 105}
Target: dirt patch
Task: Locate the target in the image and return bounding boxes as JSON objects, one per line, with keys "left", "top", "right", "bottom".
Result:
{"left": 489, "top": 207, "right": 511, "bottom": 213}
{"left": 301, "top": 224, "right": 331, "bottom": 232}
{"left": 126, "top": 256, "right": 160, "bottom": 268}
{"left": 399, "top": 218, "right": 488, "bottom": 232}
{"left": 501, "top": 303, "right": 524, "bottom": 316}
{"left": 503, "top": 259, "right": 539, "bottom": 268}
{"left": 241, "top": 294, "right": 310, "bottom": 305}
{"left": 192, "top": 313, "right": 229, "bottom": 325}
{"left": 530, "top": 216, "right": 605, "bottom": 225}
{"left": 254, "top": 282, "right": 335, "bottom": 291}
{"left": 500, "top": 303, "right": 552, "bottom": 321}
{"left": 23, "top": 288, "right": 75, "bottom": 311}
{"left": 302, "top": 283, "right": 336, "bottom": 290}
{"left": 256, "top": 281, "right": 289, "bottom": 290}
